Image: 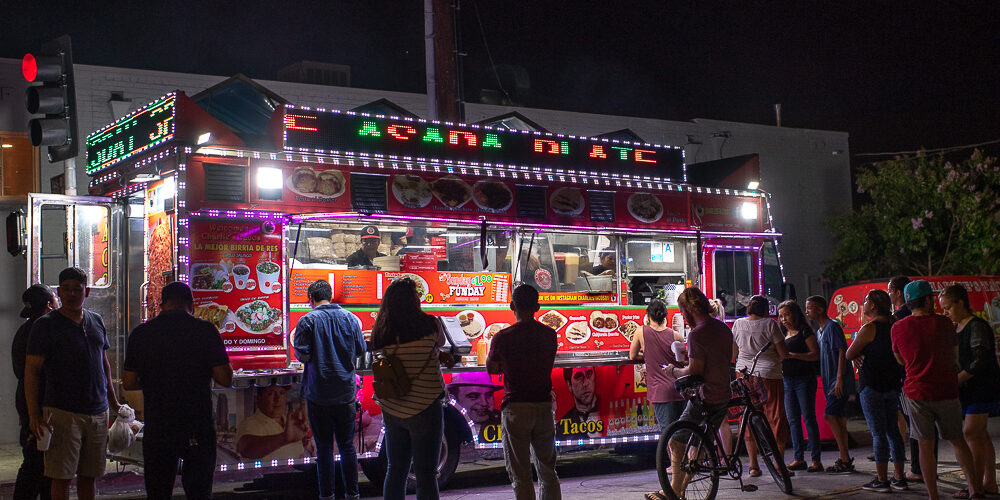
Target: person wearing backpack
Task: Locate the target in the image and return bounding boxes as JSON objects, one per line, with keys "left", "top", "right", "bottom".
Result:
{"left": 293, "top": 280, "right": 366, "bottom": 500}
{"left": 371, "top": 278, "right": 454, "bottom": 500}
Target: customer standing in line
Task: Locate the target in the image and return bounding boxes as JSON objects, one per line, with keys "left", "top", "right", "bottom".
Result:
{"left": 25, "top": 267, "right": 121, "bottom": 500}
{"left": 939, "top": 284, "right": 1000, "bottom": 496}
{"left": 487, "top": 284, "right": 561, "bottom": 500}
{"left": 12, "top": 284, "right": 57, "bottom": 500}
{"left": 663, "top": 287, "right": 734, "bottom": 499}
{"left": 892, "top": 280, "right": 982, "bottom": 500}
{"left": 293, "top": 280, "right": 366, "bottom": 500}
{"left": 629, "top": 299, "right": 687, "bottom": 429}
{"left": 370, "top": 278, "right": 453, "bottom": 500}
{"left": 731, "top": 295, "right": 790, "bottom": 478}
{"left": 805, "top": 295, "right": 856, "bottom": 474}
{"left": 889, "top": 275, "right": 931, "bottom": 481}
{"left": 123, "top": 282, "right": 233, "bottom": 499}
{"left": 629, "top": 299, "right": 685, "bottom": 500}
{"left": 778, "top": 300, "right": 822, "bottom": 473}
{"left": 846, "top": 289, "right": 908, "bottom": 493}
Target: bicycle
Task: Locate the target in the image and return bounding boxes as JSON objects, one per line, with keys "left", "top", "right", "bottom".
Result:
{"left": 655, "top": 341, "right": 792, "bottom": 500}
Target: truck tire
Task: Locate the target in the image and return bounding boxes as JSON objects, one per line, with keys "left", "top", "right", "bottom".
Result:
{"left": 359, "top": 426, "right": 461, "bottom": 492}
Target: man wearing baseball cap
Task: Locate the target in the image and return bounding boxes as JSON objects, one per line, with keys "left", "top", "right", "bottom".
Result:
{"left": 12, "top": 284, "right": 57, "bottom": 500}
{"left": 891, "top": 280, "right": 983, "bottom": 499}
{"left": 345, "top": 225, "right": 386, "bottom": 268}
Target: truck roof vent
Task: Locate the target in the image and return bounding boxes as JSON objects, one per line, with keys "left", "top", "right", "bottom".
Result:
{"left": 588, "top": 190, "right": 615, "bottom": 222}
{"left": 203, "top": 163, "right": 246, "bottom": 202}
{"left": 516, "top": 185, "right": 546, "bottom": 219}
{"left": 350, "top": 173, "right": 388, "bottom": 214}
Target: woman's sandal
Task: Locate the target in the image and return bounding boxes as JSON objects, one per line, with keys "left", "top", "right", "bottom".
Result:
{"left": 644, "top": 491, "right": 668, "bottom": 500}
{"left": 954, "top": 489, "right": 987, "bottom": 499}
{"left": 748, "top": 467, "right": 762, "bottom": 477}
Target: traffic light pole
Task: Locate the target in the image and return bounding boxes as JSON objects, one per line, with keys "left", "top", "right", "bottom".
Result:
{"left": 64, "top": 157, "right": 77, "bottom": 195}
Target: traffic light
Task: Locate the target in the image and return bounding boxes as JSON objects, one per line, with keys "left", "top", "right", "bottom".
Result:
{"left": 22, "top": 35, "right": 78, "bottom": 162}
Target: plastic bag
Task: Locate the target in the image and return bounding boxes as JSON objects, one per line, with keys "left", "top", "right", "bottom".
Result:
{"left": 108, "top": 404, "right": 139, "bottom": 453}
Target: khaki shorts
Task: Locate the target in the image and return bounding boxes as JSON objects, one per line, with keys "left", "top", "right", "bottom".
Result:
{"left": 43, "top": 406, "right": 108, "bottom": 480}
{"left": 902, "top": 396, "right": 963, "bottom": 441}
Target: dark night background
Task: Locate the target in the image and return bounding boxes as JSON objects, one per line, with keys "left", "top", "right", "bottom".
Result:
{"left": 2, "top": 1, "right": 998, "bottom": 156}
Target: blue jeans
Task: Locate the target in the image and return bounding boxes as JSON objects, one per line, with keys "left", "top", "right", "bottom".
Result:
{"left": 653, "top": 401, "right": 686, "bottom": 432}
{"left": 859, "top": 386, "right": 906, "bottom": 463}
{"left": 783, "top": 375, "right": 821, "bottom": 462}
{"left": 307, "top": 400, "right": 359, "bottom": 500}
{"left": 382, "top": 402, "right": 444, "bottom": 500}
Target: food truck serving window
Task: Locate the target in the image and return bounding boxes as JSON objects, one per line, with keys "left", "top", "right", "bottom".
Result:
{"left": 516, "top": 230, "right": 618, "bottom": 296}
{"left": 624, "top": 237, "right": 693, "bottom": 305}
{"left": 714, "top": 250, "right": 753, "bottom": 317}
{"left": 287, "top": 221, "right": 514, "bottom": 306}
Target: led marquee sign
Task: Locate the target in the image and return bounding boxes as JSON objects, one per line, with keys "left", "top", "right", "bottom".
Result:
{"left": 85, "top": 93, "right": 177, "bottom": 175}
{"left": 282, "top": 107, "right": 685, "bottom": 180}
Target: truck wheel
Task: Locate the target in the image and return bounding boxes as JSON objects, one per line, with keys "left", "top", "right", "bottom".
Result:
{"left": 359, "top": 427, "right": 461, "bottom": 492}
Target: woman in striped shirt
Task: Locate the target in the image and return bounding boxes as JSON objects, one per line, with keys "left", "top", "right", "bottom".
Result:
{"left": 371, "top": 278, "right": 453, "bottom": 500}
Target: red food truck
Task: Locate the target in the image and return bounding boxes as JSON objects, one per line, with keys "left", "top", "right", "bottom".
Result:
{"left": 829, "top": 276, "right": 1000, "bottom": 356}
{"left": 24, "top": 91, "right": 788, "bottom": 487}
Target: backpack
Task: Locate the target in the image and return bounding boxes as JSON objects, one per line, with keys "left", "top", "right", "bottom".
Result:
{"left": 371, "top": 344, "right": 436, "bottom": 400}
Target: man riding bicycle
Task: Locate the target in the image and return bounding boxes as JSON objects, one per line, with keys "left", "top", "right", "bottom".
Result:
{"left": 660, "top": 287, "right": 734, "bottom": 500}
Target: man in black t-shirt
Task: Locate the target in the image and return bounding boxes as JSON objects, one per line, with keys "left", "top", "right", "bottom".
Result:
{"left": 124, "top": 282, "right": 233, "bottom": 500}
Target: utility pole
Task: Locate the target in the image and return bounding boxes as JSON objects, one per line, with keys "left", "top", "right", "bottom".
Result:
{"left": 427, "top": 0, "right": 463, "bottom": 122}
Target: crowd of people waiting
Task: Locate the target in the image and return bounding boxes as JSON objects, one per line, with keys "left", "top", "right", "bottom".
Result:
{"left": 10, "top": 267, "right": 1000, "bottom": 500}
{"left": 632, "top": 278, "right": 999, "bottom": 500}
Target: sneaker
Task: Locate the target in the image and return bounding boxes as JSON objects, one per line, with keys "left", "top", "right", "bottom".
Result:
{"left": 862, "top": 478, "right": 892, "bottom": 493}
{"left": 890, "top": 477, "right": 909, "bottom": 491}
{"left": 826, "top": 458, "right": 855, "bottom": 474}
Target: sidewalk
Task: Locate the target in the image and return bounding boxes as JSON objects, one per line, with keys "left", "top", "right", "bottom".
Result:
{"left": 1, "top": 416, "right": 997, "bottom": 499}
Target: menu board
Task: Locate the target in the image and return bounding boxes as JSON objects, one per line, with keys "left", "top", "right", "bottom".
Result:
{"left": 288, "top": 269, "right": 511, "bottom": 305}
{"left": 189, "top": 219, "right": 284, "bottom": 353}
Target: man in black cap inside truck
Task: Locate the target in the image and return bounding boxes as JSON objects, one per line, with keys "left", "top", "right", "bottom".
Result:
{"left": 346, "top": 225, "right": 386, "bottom": 268}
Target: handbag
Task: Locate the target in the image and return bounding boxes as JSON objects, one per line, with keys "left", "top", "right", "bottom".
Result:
{"left": 372, "top": 343, "right": 437, "bottom": 400}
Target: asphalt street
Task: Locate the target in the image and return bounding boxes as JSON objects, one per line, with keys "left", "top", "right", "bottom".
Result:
{"left": 0, "top": 417, "right": 996, "bottom": 499}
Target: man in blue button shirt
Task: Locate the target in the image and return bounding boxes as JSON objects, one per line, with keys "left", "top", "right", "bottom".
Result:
{"left": 293, "top": 280, "right": 366, "bottom": 500}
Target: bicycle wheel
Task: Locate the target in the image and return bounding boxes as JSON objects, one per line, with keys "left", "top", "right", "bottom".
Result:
{"left": 749, "top": 411, "right": 793, "bottom": 494}
{"left": 656, "top": 420, "right": 720, "bottom": 500}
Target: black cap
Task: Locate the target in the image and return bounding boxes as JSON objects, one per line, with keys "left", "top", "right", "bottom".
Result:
{"left": 360, "top": 225, "right": 381, "bottom": 240}
{"left": 21, "top": 284, "right": 55, "bottom": 319}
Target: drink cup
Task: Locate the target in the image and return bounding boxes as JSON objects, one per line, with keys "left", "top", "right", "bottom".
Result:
{"left": 476, "top": 341, "right": 489, "bottom": 365}
{"left": 671, "top": 340, "right": 687, "bottom": 364}
{"left": 256, "top": 261, "right": 281, "bottom": 294}
{"left": 36, "top": 425, "right": 52, "bottom": 451}
{"left": 232, "top": 264, "right": 251, "bottom": 289}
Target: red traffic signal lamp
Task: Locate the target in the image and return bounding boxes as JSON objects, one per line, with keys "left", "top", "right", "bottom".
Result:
{"left": 23, "top": 35, "right": 78, "bottom": 162}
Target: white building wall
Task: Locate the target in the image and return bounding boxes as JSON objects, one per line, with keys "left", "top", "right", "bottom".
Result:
{"left": 0, "top": 57, "right": 850, "bottom": 443}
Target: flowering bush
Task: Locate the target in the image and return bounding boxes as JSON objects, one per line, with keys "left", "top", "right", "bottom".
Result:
{"left": 825, "top": 150, "right": 1000, "bottom": 283}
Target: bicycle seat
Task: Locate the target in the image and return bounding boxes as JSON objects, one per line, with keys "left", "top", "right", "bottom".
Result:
{"left": 673, "top": 375, "right": 704, "bottom": 393}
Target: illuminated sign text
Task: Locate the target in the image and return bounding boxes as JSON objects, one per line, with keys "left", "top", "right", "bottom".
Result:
{"left": 282, "top": 108, "right": 685, "bottom": 180}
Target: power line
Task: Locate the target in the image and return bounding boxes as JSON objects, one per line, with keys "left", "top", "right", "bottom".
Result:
{"left": 855, "top": 137, "right": 1000, "bottom": 157}
{"left": 470, "top": 0, "right": 512, "bottom": 104}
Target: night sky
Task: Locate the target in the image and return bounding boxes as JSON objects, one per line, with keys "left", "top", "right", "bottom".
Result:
{"left": 3, "top": 1, "right": 998, "bottom": 157}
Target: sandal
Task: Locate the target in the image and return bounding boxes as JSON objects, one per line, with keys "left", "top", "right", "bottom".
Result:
{"left": 644, "top": 492, "right": 668, "bottom": 500}
{"left": 748, "top": 467, "right": 762, "bottom": 477}
{"left": 954, "top": 489, "right": 970, "bottom": 499}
